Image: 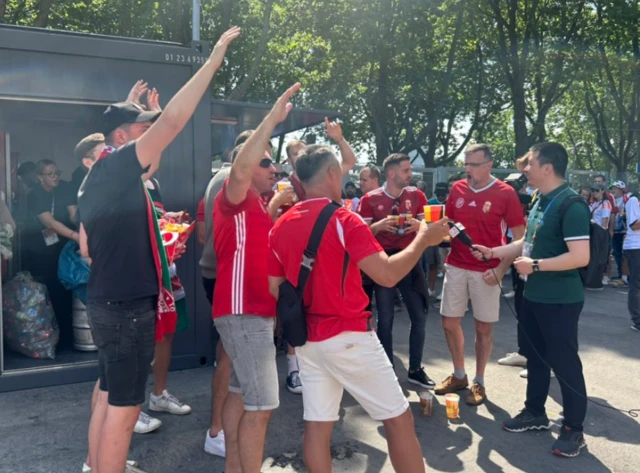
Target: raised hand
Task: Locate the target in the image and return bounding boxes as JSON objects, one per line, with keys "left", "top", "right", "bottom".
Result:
{"left": 325, "top": 117, "right": 344, "bottom": 142}
{"left": 209, "top": 26, "right": 242, "bottom": 71}
{"left": 420, "top": 218, "right": 450, "bottom": 247}
{"left": 269, "top": 83, "right": 302, "bottom": 124}
{"left": 127, "top": 80, "right": 149, "bottom": 105}
{"left": 147, "top": 88, "right": 162, "bottom": 112}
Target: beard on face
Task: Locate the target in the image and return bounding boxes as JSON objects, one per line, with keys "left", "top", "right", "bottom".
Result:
{"left": 345, "top": 189, "right": 356, "bottom": 199}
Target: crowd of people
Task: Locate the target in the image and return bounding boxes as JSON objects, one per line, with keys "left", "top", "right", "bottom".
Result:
{"left": 25, "top": 26, "right": 631, "bottom": 473}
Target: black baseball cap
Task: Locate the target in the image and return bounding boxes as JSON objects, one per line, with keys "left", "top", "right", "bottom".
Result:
{"left": 103, "top": 102, "right": 161, "bottom": 135}
{"left": 434, "top": 182, "right": 449, "bottom": 195}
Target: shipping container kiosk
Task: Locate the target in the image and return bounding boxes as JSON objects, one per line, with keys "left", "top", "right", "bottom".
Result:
{"left": 0, "top": 24, "right": 337, "bottom": 392}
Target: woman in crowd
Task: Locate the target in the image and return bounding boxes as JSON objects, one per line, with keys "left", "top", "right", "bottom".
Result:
{"left": 590, "top": 184, "right": 612, "bottom": 230}
{"left": 26, "top": 159, "right": 77, "bottom": 348}
{"left": 579, "top": 186, "right": 591, "bottom": 203}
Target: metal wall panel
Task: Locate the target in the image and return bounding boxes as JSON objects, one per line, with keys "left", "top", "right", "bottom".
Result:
{"left": 0, "top": 25, "right": 212, "bottom": 392}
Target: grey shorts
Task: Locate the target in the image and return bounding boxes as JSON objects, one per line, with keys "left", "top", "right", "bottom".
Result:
{"left": 425, "top": 246, "right": 440, "bottom": 265}
{"left": 214, "top": 315, "right": 279, "bottom": 411}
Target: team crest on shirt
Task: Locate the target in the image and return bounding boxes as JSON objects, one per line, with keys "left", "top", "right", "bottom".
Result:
{"left": 483, "top": 201, "right": 492, "bottom": 213}
{"left": 377, "top": 204, "right": 384, "bottom": 211}
{"left": 456, "top": 198, "right": 465, "bottom": 208}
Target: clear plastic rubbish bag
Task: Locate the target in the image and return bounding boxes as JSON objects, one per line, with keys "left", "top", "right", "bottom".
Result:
{"left": 3, "top": 272, "right": 59, "bottom": 359}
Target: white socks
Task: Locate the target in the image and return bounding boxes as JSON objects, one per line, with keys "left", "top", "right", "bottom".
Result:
{"left": 287, "top": 355, "right": 299, "bottom": 375}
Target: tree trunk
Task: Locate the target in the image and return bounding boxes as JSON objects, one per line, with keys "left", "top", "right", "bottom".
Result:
{"left": 0, "top": 0, "right": 7, "bottom": 22}
{"left": 227, "top": 0, "right": 274, "bottom": 101}
{"left": 33, "top": 0, "right": 54, "bottom": 28}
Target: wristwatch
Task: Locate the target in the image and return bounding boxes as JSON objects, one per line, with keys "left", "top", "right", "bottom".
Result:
{"left": 532, "top": 260, "right": 541, "bottom": 272}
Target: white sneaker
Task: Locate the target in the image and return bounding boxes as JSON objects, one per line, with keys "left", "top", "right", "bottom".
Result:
{"left": 437, "top": 272, "right": 444, "bottom": 279}
{"left": 519, "top": 369, "right": 528, "bottom": 378}
{"left": 149, "top": 390, "right": 192, "bottom": 415}
{"left": 498, "top": 352, "right": 527, "bottom": 367}
{"left": 503, "top": 290, "right": 516, "bottom": 299}
{"left": 83, "top": 460, "right": 138, "bottom": 472}
{"left": 436, "top": 292, "right": 443, "bottom": 301}
{"left": 204, "top": 429, "right": 226, "bottom": 457}
{"left": 602, "top": 277, "right": 610, "bottom": 286}
{"left": 428, "top": 289, "right": 436, "bottom": 297}
{"left": 134, "top": 412, "right": 162, "bottom": 434}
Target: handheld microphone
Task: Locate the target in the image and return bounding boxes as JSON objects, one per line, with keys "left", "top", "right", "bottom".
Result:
{"left": 447, "top": 222, "right": 489, "bottom": 262}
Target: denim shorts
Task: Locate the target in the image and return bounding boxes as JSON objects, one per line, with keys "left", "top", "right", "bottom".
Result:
{"left": 87, "top": 296, "right": 157, "bottom": 407}
{"left": 214, "top": 315, "right": 279, "bottom": 411}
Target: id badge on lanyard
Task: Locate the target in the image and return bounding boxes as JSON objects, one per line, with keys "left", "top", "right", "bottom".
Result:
{"left": 42, "top": 194, "right": 59, "bottom": 246}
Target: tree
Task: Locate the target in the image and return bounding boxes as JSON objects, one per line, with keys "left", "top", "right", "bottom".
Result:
{"left": 582, "top": 0, "right": 640, "bottom": 175}
{"left": 480, "top": 0, "right": 588, "bottom": 158}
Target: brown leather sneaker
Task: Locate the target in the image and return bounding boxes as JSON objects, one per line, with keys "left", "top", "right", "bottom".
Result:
{"left": 434, "top": 374, "right": 469, "bottom": 395}
{"left": 466, "top": 382, "right": 486, "bottom": 406}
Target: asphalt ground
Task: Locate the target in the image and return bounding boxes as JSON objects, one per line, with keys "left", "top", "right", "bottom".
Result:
{"left": 1, "top": 280, "right": 638, "bottom": 473}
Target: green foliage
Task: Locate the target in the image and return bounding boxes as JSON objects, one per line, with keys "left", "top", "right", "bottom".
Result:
{"left": 1, "top": 0, "right": 638, "bottom": 171}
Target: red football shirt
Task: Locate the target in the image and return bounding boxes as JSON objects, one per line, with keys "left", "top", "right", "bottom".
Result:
{"left": 446, "top": 179, "right": 525, "bottom": 271}
{"left": 196, "top": 197, "right": 205, "bottom": 223}
{"left": 357, "top": 185, "right": 428, "bottom": 251}
{"left": 268, "top": 198, "right": 383, "bottom": 342}
{"left": 212, "top": 179, "right": 276, "bottom": 318}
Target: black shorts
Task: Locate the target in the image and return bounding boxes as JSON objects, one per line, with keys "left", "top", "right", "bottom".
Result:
{"left": 87, "top": 296, "right": 157, "bottom": 407}
{"left": 202, "top": 277, "right": 219, "bottom": 341}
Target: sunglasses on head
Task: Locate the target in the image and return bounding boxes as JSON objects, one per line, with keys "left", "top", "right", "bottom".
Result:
{"left": 259, "top": 158, "right": 273, "bottom": 169}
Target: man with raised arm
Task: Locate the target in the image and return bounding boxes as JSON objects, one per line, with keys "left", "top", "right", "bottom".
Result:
{"left": 212, "top": 83, "right": 301, "bottom": 473}
{"left": 268, "top": 145, "right": 449, "bottom": 473}
{"left": 77, "top": 27, "right": 241, "bottom": 473}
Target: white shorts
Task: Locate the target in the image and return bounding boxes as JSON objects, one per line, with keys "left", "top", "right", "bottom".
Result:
{"left": 297, "top": 331, "right": 409, "bottom": 422}
{"left": 440, "top": 264, "right": 501, "bottom": 323}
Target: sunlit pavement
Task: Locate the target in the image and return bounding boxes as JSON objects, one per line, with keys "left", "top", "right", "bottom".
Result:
{"left": 1, "top": 283, "right": 638, "bottom": 473}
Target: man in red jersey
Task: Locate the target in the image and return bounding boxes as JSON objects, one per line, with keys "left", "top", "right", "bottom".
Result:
{"left": 357, "top": 153, "right": 434, "bottom": 389}
{"left": 212, "top": 83, "right": 301, "bottom": 473}
{"left": 275, "top": 120, "right": 357, "bottom": 396}
{"left": 435, "top": 143, "right": 525, "bottom": 406}
{"left": 268, "top": 145, "right": 449, "bottom": 473}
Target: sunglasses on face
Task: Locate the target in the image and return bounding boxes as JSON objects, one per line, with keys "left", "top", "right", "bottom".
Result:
{"left": 259, "top": 158, "right": 273, "bottom": 169}
{"left": 41, "top": 171, "right": 61, "bottom": 178}
{"left": 591, "top": 188, "right": 602, "bottom": 193}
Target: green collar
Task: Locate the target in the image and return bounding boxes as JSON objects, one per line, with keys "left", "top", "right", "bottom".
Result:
{"left": 540, "top": 182, "right": 569, "bottom": 204}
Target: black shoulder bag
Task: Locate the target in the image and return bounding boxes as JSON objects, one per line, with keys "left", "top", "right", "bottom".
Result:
{"left": 276, "top": 201, "right": 346, "bottom": 347}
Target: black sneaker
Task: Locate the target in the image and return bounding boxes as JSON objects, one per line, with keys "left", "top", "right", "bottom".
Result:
{"left": 408, "top": 367, "right": 436, "bottom": 389}
{"left": 286, "top": 371, "right": 302, "bottom": 395}
{"left": 552, "top": 426, "right": 586, "bottom": 458}
{"left": 503, "top": 409, "right": 551, "bottom": 433}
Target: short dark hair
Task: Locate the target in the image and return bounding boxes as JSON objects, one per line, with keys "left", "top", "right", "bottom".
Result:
{"left": 295, "top": 145, "right": 337, "bottom": 183}
{"left": 465, "top": 143, "right": 493, "bottom": 161}
{"left": 529, "top": 141, "right": 568, "bottom": 178}
{"left": 221, "top": 147, "right": 233, "bottom": 164}
{"left": 230, "top": 144, "right": 244, "bottom": 163}
{"left": 75, "top": 133, "right": 105, "bottom": 162}
{"left": 447, "top": 174, "right": 459, "bottom": 183}
{"left": 35, "top": 159, "right": 57, "bottom": 175}
{"left": 594, "top": 174, "right": 606, "bottom": 182}
{"left": 382, "top": 153, "right": 410, "bottom": 173}
{"left": 362, "top": 163, "right": 381, "bottom": 184}
{"left": 234, "top": 130, "right": 254, "bottom": 147}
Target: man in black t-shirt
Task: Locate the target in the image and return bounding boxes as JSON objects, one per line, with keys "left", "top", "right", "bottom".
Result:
{"left": 78, "top": 27, "right": 240, "bottom": 473}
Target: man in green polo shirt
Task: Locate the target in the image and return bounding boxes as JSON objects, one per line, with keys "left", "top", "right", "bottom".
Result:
{"left": 472, "top": 142, "right": 590, "bottom": 458}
